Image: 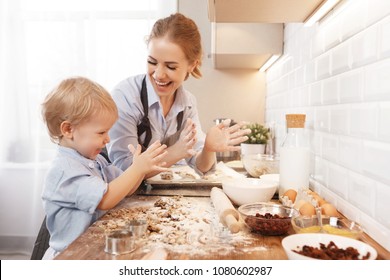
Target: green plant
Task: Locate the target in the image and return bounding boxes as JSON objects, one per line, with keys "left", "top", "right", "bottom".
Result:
{"left": 243, "top": 123, "right": 270, "bottom": 144}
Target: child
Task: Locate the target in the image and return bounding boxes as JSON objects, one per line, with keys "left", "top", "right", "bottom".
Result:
{"left": 41, "top": 77, "right": 167, "bottom": 259}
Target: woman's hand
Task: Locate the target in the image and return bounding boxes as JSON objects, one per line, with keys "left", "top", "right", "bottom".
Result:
{"left": 204, "top": 119, "right": 250, "bottom": 152}
{"left": 128, "top": 141, "right": 168, "bottom": 174}
{"left": 172, "top": 118, "right": 197, "bottom": 158}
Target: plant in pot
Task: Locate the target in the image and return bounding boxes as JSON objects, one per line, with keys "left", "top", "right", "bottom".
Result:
{"left": 241, "top": 123, "right": 270, "bottom": 156}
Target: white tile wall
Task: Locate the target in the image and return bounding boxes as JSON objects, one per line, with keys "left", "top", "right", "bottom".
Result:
{"left": 265, "top": 0, "right": 390, "bottom": 251}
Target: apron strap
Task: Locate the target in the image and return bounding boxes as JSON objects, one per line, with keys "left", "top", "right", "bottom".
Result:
{"left": 136, "top": 76, "right": 152, "bottom": 150}
{"left": 136, "top": 76, "right": 185, "bottom": 151}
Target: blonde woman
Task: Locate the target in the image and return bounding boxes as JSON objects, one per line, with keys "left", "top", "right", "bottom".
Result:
{"left": 108, "top": 13, "right": 249, "bottom": 176}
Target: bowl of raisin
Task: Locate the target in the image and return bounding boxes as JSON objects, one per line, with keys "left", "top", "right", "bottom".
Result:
{"left": 238, "top": 202, "right": 299, "bottom": 235}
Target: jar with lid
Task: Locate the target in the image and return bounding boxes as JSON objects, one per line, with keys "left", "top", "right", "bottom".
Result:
{"left": 279, "top": 114, "right": 310, "bottom": 198}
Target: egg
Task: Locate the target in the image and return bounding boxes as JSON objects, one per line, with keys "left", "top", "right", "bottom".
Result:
{"left": 318, "top": 198, "right": 327, "bottom": 207}
{"left": 299, "top": 202, "right": 316, "bottom": 216}
{"left": 321, "top": 203, "right": 339, "bottom": 217}
{"left": 283, "top": 189, "right": 297, "bottom": 203}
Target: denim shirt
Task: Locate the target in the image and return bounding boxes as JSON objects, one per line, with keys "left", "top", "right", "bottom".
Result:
{"left": 42, "top": 146, "right": 122, "bottom": 253}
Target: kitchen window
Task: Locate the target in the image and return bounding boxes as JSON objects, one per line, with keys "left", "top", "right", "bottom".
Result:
{"left": 0, "top": 0, "right": 176, "bottom": 255}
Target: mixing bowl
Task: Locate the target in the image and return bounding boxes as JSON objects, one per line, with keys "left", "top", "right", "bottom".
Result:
{"left": 222, "top": 178, "right": 277, "bottom": 206}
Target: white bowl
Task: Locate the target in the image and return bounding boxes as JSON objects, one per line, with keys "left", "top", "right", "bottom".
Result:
{"left": 282, "top": 233, "right": 377, "bottom": 260}
{"left": 222, "top": 178, "right": 277, "bottom": 206}
{"left": 259, "top": 173, "right": 279, "bottom": 190}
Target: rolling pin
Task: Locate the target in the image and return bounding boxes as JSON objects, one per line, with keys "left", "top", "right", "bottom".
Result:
{"left": 210, "top": 187, "right": 240, "bottom": 233}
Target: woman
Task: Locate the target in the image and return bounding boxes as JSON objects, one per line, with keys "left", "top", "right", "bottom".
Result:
{"left": 108, "top": 13, "right": 249, "bottom": 176}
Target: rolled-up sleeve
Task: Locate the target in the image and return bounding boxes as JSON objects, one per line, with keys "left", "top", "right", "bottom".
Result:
{"left": 108, "top": 86, "right": 141, "bottom": 171}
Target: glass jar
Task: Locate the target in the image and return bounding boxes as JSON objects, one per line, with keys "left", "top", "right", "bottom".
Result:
{"left": 279, "top": 114, "right": 310, "bottom": 198}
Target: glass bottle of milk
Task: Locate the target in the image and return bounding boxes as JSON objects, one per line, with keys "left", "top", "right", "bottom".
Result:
{"left": 279, "top": 114, "right": 310, "bottom": 198}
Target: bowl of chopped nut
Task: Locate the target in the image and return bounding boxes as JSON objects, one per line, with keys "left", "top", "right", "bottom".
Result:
{"left": 238, "top": 202, "right": 298, "bottom": 235}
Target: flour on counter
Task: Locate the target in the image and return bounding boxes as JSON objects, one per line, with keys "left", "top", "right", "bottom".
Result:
{"left": 94, "top": 196, "right": 262, "bottom": 258}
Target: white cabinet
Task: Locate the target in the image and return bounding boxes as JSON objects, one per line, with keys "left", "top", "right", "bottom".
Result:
{"left": 211, "top": 22, "right": 283, "bottom": 69}
{"left": 208, "top": 0, "right": 324, "bottom": 23}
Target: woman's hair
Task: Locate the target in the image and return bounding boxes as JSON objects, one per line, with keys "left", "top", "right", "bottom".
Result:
{"left": 148, "top": 13, "right": 203, "bottom": 79}
{"left": 42, "top": 76, "right": 118, "bottom": 143}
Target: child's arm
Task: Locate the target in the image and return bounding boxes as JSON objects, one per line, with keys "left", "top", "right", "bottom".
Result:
{"left": 97, "top": 141, "right": 167, "bottom": 210}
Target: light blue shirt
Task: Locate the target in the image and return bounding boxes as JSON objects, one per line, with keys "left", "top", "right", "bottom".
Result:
{"left": 108, "top": 74, "right": 213, "bottom": 173}
{"left": 42, "top": 146, "right": 122, "bottom": 253}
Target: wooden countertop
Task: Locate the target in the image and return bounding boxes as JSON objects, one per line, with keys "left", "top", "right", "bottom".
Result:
{"left": 55, "top": 185, "right": 390, "bottom": 260}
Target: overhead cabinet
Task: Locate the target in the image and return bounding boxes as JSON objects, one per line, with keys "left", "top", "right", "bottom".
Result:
{"left": 208, "top": 0, "right": 325, "bottom": 23}
{"left": 211, "top": 22, "right": 283, "bottom": 69}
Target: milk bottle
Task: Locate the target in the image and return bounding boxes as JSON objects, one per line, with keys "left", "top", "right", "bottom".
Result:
{"left": 279, "top": 114, "right": 310, "bottom": 198}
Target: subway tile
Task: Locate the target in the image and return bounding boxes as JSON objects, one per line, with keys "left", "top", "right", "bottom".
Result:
{"left": 366, "top": 0, "right": 390, "bottom": 27}
{"left": 360, "top": 212, "right": 390, "bottom": 251}
{"left": 362, "top": 140, "right": 390, "bottom": 184}
{"left": 339, "top": 69, "right": 364, "bottom": 103}
{"left": 288, "top": 72, "right": 296, "bottom": 89}
{"left": 339, "top": 0, "right": 366, "bottom": 41}
{"left": 327, "top": 163, "right": 348, "bottom": 200}
{"left": 348, "top": 172, "right": 376, "bottom": 216}
{"left": 331, "top": 42, "right": 351, "bottom": 75}
{"left": 321, "top": 15, "right": 342, "bottom": 51}
{"left": 291, "top": 88, "right": 300, "bottom": 108}
{"left": 320, "top": 185, "right": 340, "bottom": 207}
{"left": 378, "top": 102, "right": 390, "bottom": 142}
{"left": 321, "top": 133, "right": 339, "bottom": 163}
{"left": 310, "top": 27, "right": 324, "bottom": 59}
{"left": 313, "top": 156, "right": 328, "bottom": 186}
{"left": 375, "top": 181, "right": 390, "bottom": 229}
{"left": 305, "top": 60, "right": 316, "bottom": 84}
{"left": 337, "top": 198, "right": 362, "bottom": 223}
{"left": 379, "top": 16, "right": 390, "bottom": 58}
{"left": 349, "top": 103, "right": 378, "bottom": 139}
{"left": 309, "top": 82, "right": 322, "bottom": 106}
{"left": 314, "top": 108, "right": 329, "bottom": 132}
{"left": 301, "top": 85, "right": 310, "bottom": 107}
{"left": 351, "top": 26, "right": 378, "bottom": 68}
{"left": 316, "top": 53, "right": 331, "bottom": 80}
{"left": 330, "top": 106, "right": 349, "bottom": 135}
{"left": 338, "top": 136, "right": 362, "bottom": 172}
{"left": 364, "top": 58, "right": 390, "bottom": 101}
{"left": 295, "top": 66, "right": 305, "bottom": 87}
{"left": 310, "top": 130, "right": 322, "bottom": 157}
{"left": 322, "top": 77, "right": 339, "bottom": 105}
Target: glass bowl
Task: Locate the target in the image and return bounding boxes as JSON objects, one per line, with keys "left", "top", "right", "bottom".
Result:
{"left": 238, "top": 202, "right": 299, "bottom": 235}
{"left": 241, "top": 154, "right": 279, "bottom": 177}
{"left": 291, "top": 215, "right": 363, "bottom": 239}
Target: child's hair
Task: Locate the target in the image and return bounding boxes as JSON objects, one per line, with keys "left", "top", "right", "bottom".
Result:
{"left": 42, "top": 76, "right": 118, "bottom": 143}
{"left": 147, "top": 13, "right": 203, "bottom": 79}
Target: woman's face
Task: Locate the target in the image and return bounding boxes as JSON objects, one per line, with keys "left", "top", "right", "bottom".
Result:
{"left": 147, "top": 36, "right": 196, "bottom": 98}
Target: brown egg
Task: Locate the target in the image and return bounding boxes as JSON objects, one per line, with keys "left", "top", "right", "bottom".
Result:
{"left": 321, "top": 203, "right": 339, "bottom": 217}
{"left": 299, "top": 202, "right": 316, "bottom": 216}
{"left": 283, "top": 189, "right": 297, "bottom": 203}
{"left": 310, "top": 192, "right": 321, "bottom": 201}
{"left": 318, "top": 198, "right": 327, "bottom": 207}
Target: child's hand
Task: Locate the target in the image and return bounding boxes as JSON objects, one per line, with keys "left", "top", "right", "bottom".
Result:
{"left": 128, "top": 141, "right": 168, "bottom": 174}
{"left": 173, "top": 118, "right": 197, "bottom": 158}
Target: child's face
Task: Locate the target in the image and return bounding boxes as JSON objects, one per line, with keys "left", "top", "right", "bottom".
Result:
{"left": 147, "top": 36, "right": 196, "bottom": 99}
{"left": 65, "top": 112, "right": 116, "bottom": 160}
